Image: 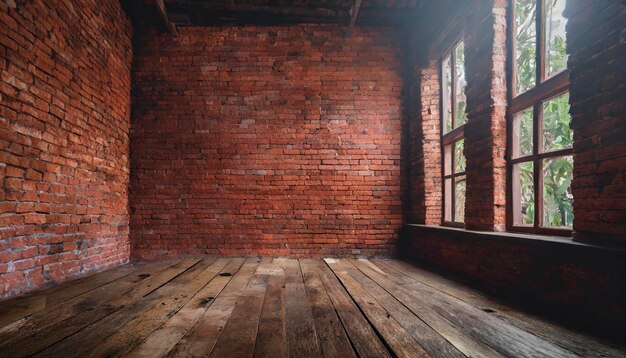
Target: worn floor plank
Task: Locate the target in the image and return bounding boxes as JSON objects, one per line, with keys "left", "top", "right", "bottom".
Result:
{"left": 345, "top": 259, "right": 470, "bottom": 358}
{"left": 352, "top": 258, "right": 577, "bottom": 358}
{"left": 128, "top": 258, "right": 244, "bottom": 358}
{"left": 280, "top": 257, "right": 323, "bottom": 358}
{"left": 166, "top": 257, "right": 260, "bottom": 357}
{"left": 253, "top": 258, "right": 287, "bottom": 358}
{"left": 313, "top": 259, "right": 392, "bottom": 358}
{"left": 209, "top": 257, "right": 271, "bottom": 357}
{"left": 86, "top": 258, "right": 229, "bottom": 357}
{"left": 0, "top": 261, "right": 155, "bottom": 329}
{"left": 0, "top": 256, "right": 623, "bottom": 358}
{"left": 324, "top": 258, "right": 431, "bottom": 358}
{"left": 300, "top": 258, "right": 357, "bottom": 358}
{"left": 351, "top": 259, "right": 505, "bottom": 358}
{"left": 378, "top": 258, "right": 626, "bottom": 358}
{"left": 1, "top": 258, "right": 197, "bottom": 358}
{"left": 33, "top": 258, "right": 204, "bottom": 358}
{"left": 0, "top": 260, "right": 178, "bottom": 348}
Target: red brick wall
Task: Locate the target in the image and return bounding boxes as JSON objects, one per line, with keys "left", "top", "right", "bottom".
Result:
{"left": 130, "top": 25, "right": 403, "bottom": 258}
{"left": 463, "top": 0, "right": 508, "bottom": 231}
{"left": 402, "top": 0, "right": 626, "bottom": 340}
{"left": 406, "top": 65, "right": 442, "bottom": 225}
{"left": 404, "top": 0, "right": 507, "bottom": 230}
{"left": 408, "top": 0, "right": 625, "bottom": 240}
{"left": 0, "top": 0, "right": 133, "bottom": 299}
{"left": 567, "top": 0, "right": 626, "bottom": 243}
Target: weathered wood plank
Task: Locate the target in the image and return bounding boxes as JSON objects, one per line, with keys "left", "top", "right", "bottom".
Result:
{"left": 324, "top": 258, "right": 431, "bottom": 358}
{"left": 0, "top": 259, "right": 191, "bottom": 357}
{"left": 166, "top": 257, "right": 260, "bottom": 357}
{"left": 300, "top": 258, "right": 357, "bottom": 358}
{"left": 85, "top": 258, "right": 231, "bottom": 357}
{"left": 350, "top": 259, "right": 503, "bottom": 358}
{"left": 0, "top": 257, "right": 622, "bottom": 358}
{"left": 208, "top": 258, "right": 271, "bottom": 357}
{"left": 352, "top": 259, "right": 576, "bottom": 358}
{"left": 253, "top": 258, "right": 286, "bottom": 358}
{"left": 345, "top": 259, "right": 469, "bottom": 358}
{"left": 29, "top": 259, "right": 200, "bottom": 357}
{"left": 0, "top": 260, "right": 177, "bottom": 347}
{"left": 278, "top": 257, "right": 323, "bottom": 358}
{"left": 378, "top": 258, "right": 626, "bottom": 358}
{"left": 314, "top": 259, "right": 392, "bottom": 358}
{"left": 0, "top": 262, "right": 148, "bottom": 329}
{"left": 127, "top": 258, "right": 245, "bottom": 358}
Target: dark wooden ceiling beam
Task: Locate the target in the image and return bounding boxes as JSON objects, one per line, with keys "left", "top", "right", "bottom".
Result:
{"left": 346, "top": 0, "right": 362, "bottom": 36}
{"left": 164, "top": 5, "right": 416, "bottom": 27}
{"left": 155, "top": 0, "right": 178, "bottom": 35}
{"left": 121, "top": 0, "right": 177, "bottom": 35}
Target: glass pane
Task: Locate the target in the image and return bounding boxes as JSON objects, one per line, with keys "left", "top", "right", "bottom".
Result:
{"left": 543, "top": 156, "right": 573, "bottom": 228}
{"left": 444, "top": 144, "right": 452, "bottom": 176}
{"left": 512, "top": 107, "right": 533, "bottom": 159}
{"left": 454, "top": 140, "right": 466, "bottom": 173}
{"left": 515, "top": 0, "right": 537, "bottom": 94}
{"left": 542, "top": 92, "right": 572, "bottom": 152}
{"left": 442, "top": 55, "right": 453, "bottom": 134}
{"left": 545, "top": 0, "right": 568, "bottom": 77}
{"left": 513, "top": 161, "right": 535, "bottom": 225}
{"left": 454, "top": 42, "right": 468, "bottom": 127}
{"left": 454, "top": 178, "right": 466, "bottom": 223}
{"left": 444, "top": 178, "right": 452, "bottom": 222}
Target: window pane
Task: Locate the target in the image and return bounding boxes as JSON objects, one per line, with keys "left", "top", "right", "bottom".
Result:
{"left": 513, "top": 161, "right": 535, "bottom": 225}
{"left": 542, "top": 92, "right": 572, "bottom": 152}
{"left": 512, "top": 107, "right": 533, "bottom": 158}
{"left": 442, "top": 55, "right": 453, "bottom": 134}
{"left": 543, "top": 156, "right": 573, "bottom": 228}
{"left": 515, "top": 0, "right": 537, "bottom": 94}
{"left": 545, "top": 0, "right": 568, "bottom": 77}
{"left": 454, "top": 42, "right": 467, "bottom": 127}
{"left": 444, "top": 178, "right": 452, "bottom": 222}
{"left": 454, "top": 139, "right": 466, "bottom": 173}
{"left": 454, "top": 178, "right": 466, "bottom": 223}
{"left": 444, "top": 144, "right": 452, "bottom": 176}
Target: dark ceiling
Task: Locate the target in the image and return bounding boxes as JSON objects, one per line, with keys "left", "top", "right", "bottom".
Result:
{"left": 155, "top": 0, "right": 419, "bottom": 27}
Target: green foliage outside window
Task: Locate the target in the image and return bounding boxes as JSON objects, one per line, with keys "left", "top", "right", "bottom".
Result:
{"left": 515, "top": 0, "right": 572, "bottom": 228}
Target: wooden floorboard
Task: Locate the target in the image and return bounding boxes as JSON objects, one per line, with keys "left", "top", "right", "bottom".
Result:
{"left": 0, "top": 256, "right": 624, "bottom": 358}
{"left": 253, "top": 258, "right": 286, "bottom": 358}
{"left": 300, "top": 259, "right": 357, "bottom": 358}
{"left": 377, "top": 258, "right": 626, "bottom": 358}
{"left": 166, "top": 257, "right": 259, "bottom": 357}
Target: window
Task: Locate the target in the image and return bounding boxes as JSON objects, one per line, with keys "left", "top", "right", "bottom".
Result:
{"left": 441, "top": 41, "right": 467, "bottom": 226}
{"left": 508, "top": 0, "right": 572, "bottom": 234}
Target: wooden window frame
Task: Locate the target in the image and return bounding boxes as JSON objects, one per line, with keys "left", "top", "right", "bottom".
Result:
{"left": 440, "top": 41, "right": 467, "bottom": 228}
{"left": 506, "top": 0, "right": 572, "bottom": 236}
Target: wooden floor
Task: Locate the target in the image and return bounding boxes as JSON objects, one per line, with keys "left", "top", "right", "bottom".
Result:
{"left": 0, "top": 257, "right": 624, "bottom": 358}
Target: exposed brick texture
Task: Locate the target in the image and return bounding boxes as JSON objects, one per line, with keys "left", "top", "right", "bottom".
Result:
{"left": 463, "top": 0, "right": 507, "bottom": 231}
{"left": 407, "top": 65, "right": 442, "bottom": 225}
{"left": 566, "top": 0, "right": 626, "bottom": 243}
{"left": 402, "top": 0, "right": 626, "bottom": 341}
{"left": 130, "top": 25, "right": 403, "bottom": 258}
{"left": 0, "top": 0, "right": 132, "bottom": 299}
{"left": 405, "top": 0, "right": 508, "bottom": 230}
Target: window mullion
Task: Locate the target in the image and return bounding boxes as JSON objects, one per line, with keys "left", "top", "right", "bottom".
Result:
{"left": 533, "top": 102, "right": 542, "bottom": 228}
{"left": 451, "top": 141, "right": 456, "bottom": 222}
{"left": 537, "top": 0, "right": 546, "bottom": 84}
{"left": 451, "top": 50, "right": 457, "bottom": 130}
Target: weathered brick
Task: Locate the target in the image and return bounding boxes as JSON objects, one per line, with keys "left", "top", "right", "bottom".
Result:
{"left": 130, "top": 25, "right": 403, "bottom": 258}
{"left": 0, "top": 0, "right": 132, "bottom": 299}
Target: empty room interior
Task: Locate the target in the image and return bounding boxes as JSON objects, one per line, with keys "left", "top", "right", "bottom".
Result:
{"left": 1, "top": 0, "right": 625, "bottom": 356}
